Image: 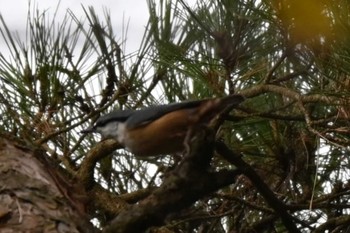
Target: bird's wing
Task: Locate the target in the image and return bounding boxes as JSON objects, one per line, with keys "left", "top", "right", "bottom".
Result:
{"left": 96, "top": 94, "right": 245, "bottom": 129}
{"left": 125, "top": 99, "right": 205, "bottom": 129}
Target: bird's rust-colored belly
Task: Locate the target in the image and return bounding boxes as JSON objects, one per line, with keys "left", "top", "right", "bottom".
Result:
{"left": 124, "top": 109, "right": 193, "bottom": 157}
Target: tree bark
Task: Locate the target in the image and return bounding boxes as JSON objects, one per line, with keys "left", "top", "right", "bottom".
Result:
{"left": 0, "top": 138, "right": 96, "bottom": 233}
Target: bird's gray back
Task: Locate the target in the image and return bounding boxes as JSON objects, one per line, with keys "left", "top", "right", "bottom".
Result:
{"left": 125, "top": 99, "right": 204, "bottom": 129}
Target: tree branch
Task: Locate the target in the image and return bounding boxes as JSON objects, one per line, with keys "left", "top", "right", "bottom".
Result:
{"left": 215, "top": 141, "right": 301, "bottom": 233}
{"left": 103, "top": 128, "right": 240, "bottom": 233}
{"left": 77, "top": 139, "right": 121, "bottom": 189}
{"left": 240, "top": 84, "right": 338, "bottom": 104}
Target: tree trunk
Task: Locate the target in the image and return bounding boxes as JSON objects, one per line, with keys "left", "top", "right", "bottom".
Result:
{"left": 0, "top": 137, "right": 96, "bottom": 233}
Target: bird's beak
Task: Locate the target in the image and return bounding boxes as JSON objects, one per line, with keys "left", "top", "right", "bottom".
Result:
{"left": 80, "top": 126, "right": 96, "bottom": 134}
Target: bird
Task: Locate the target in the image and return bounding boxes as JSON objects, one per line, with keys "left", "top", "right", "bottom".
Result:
{"left": 82, "top": 95, "right": 244, "bottom": 157}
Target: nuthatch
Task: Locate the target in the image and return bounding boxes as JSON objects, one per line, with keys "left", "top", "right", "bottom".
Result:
{"left": 82, "top": 95, "right": 244, "bottom": 157}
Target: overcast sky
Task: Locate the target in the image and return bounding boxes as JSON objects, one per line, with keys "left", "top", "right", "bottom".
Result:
{"left": 0, "top": 0, "right": 149, "bottom": 55}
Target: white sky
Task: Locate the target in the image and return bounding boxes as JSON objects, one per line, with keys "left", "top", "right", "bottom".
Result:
{"left": 0, "top": 0, "right": 149, "bottom": 54}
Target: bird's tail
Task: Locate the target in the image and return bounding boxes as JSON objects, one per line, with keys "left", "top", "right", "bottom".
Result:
{"left": 192, "top": 94, "right": 245, "bottom": 124}
{"left": 219, "top": 94, "right": 245, "bottom": 107}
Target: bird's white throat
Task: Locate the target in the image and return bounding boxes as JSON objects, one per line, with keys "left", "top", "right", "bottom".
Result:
{"left": 96, "top": 121, "right": 127, "bottom": 144}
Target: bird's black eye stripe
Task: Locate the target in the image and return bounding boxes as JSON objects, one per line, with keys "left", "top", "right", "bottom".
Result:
{"left": 95, "top": 109, "right": 136, "bottom": 127}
